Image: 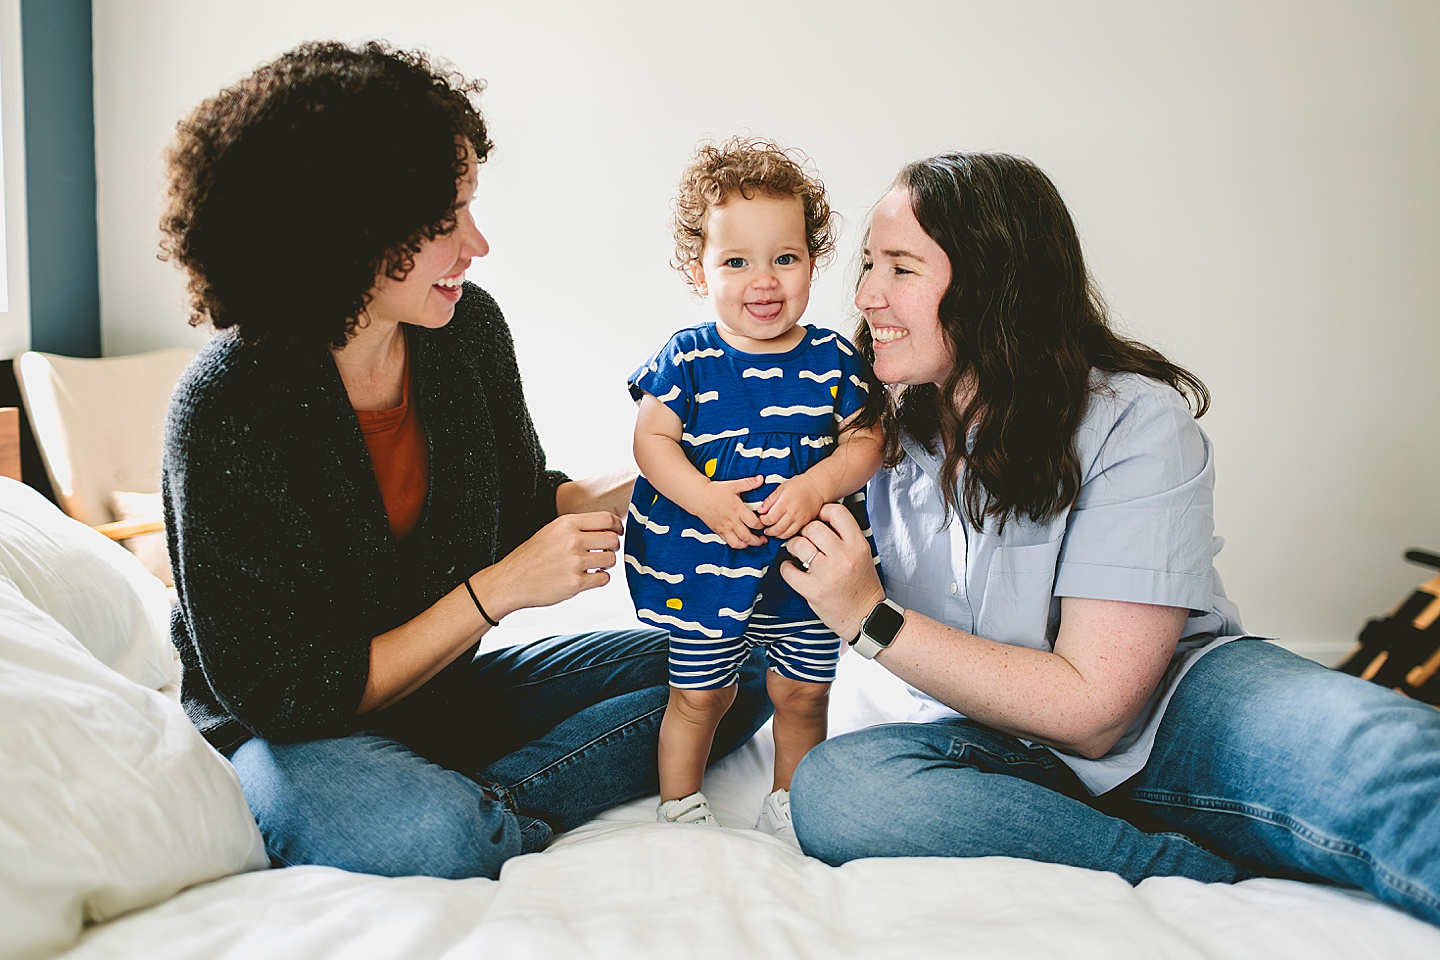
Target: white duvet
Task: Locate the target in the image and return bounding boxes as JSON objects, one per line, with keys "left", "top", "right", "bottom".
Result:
{"left": 60, "top": 635, "right": 1440, "bottom": 960}
{"left": 1, "top": 479, "right": 1436, "bottom": 960}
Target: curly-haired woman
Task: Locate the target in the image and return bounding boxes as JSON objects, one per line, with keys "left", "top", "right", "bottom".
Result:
{"left": 159, "top": 41, "right": 772, "bottom": 880}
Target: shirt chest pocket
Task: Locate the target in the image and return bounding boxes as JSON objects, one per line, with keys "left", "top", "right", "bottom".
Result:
{"left": 977, "top": 539, "right": 1063, "bottom": 650}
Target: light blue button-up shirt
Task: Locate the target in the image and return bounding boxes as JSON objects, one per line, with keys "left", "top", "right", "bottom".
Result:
{"left": 867, "top": 371, "right": 1249, "bottom": 793}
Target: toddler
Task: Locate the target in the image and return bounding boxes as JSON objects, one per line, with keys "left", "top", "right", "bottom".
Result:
{"left": 624, "top": 137, "right": 883, "bottom": 844}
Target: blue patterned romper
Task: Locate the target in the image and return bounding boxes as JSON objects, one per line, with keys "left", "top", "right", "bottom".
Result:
{"left": 624, "top": 322, "right": 876, "bottom": 689}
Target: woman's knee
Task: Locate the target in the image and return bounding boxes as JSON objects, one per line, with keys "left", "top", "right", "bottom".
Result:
{"left": 791, "top": 725, "right": 935, "bottom": 862}
{"left": 793, "top": 732, "right": 891, "bottom": 807}
{"left": 793, "top": 722, "right": 1059, "bottom": 865}
{"left": 368, "top": 777, "right": 521, "bottom": 880}
{"left": 232, "top": 735, "right": 521, "bottom": 879}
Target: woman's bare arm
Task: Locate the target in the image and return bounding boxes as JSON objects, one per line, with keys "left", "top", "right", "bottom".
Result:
{"left": 358, "top": 509, "right": 623, "bottom": 714}
{"left": 781, "top": 502, "right": 1185, "bottom": 758}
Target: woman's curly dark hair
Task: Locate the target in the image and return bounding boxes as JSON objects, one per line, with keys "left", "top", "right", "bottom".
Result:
{"left": 672, "top": 136, "right": 837, "bottom": 287}
{"left": 159, "top": 41, "right": 492, "bottom": 347}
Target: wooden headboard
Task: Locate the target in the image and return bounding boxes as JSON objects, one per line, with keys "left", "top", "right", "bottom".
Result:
{"left": 0, "top": 406, "right": 21, "bottom": 481}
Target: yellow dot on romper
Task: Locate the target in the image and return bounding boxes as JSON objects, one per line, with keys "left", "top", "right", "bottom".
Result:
{"left": 831, "top": 385, "right": 838, "bottom": 398}
{"left": 666, "top": 598, "right": 683, "bottom": 610}
{"left": 651, "top": 493, "right": 658, "bottom": 506}
{"left": 704, "top": 458, "right": 718, "bottom": 477}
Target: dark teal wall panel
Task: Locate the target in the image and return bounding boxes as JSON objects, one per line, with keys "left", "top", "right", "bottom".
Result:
{"left": 20, "top": 0, "right": 99, "bottom": 357}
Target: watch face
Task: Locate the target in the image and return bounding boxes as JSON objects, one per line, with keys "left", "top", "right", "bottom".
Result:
{"left": 864, "top": 601, "right": 905, "bottom": 645}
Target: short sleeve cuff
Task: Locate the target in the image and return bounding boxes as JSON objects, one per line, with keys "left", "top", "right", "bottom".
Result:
{"left": 627, "top": 364, "right": 687, "bottom": 420}
{"left": 1055, "top": 561, "right": 1213, "bottom": 612}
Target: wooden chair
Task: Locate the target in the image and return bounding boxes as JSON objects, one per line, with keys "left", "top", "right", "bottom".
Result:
{"left": 14, "top": 348, "right": 196, "bottom": 583}
{"left": 1336, "top": 549, "right": 1440, "bottom": 705}
{"left": 0, "top": 406, "right": 20, "bottom": 482}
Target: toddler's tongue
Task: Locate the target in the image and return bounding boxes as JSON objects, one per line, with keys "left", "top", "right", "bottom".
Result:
{"left": 747, "top": 302, "right": 782, "bottom": 321}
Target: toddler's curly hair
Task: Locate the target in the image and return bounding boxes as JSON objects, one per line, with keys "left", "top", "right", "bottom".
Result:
{"left": 672, "top": 137, "right": 836, "bottom": 287}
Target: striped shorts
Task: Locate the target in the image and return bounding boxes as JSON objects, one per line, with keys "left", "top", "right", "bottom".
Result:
{"left": 668, "top": 611, "right": 841, "bottom": 689}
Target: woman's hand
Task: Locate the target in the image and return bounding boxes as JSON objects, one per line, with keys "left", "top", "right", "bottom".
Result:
{"left": 481, "top": 510, "right": 624, "bottom": 614}
{"left": 757, "top": 473, "right": 824, "bottom": 541}
{"left": 693, "top": 477, "right": 768, "bottom": 549}
{"left": 779, "top": 502, "right": 885, "bottom": 642}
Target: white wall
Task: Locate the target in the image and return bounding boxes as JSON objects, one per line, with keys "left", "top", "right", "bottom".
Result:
{"left": 92, "top": 0, "right": 1440, "bottom": 663}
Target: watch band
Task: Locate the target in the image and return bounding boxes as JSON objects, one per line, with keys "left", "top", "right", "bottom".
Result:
{"left": 851, "top": 597, "right": 906, "bottom": 660}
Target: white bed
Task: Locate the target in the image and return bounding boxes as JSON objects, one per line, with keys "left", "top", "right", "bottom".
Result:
{"left": 1, "top": 477, "right": 1436, "bottom": 960}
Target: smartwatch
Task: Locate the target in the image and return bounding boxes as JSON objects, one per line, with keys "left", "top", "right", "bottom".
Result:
{"left": 850, "top": 598, "right": 906, "bottom": 659}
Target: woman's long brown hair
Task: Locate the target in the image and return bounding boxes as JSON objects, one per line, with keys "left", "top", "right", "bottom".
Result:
{"left": 854, "top": 153, "right": 1209, "bottom": 531}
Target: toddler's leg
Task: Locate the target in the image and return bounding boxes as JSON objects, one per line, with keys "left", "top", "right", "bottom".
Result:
{"left": 768, "top": 672, "right": 831, "bottom": 791}
{"left": 658, "top": 683, "right": 738, "bottom": 802}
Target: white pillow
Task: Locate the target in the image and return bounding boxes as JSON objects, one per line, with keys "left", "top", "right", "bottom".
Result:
{"left": 0, "top": 478, "right": 174, "bottom": 689}
{"left": 0, "top": 579, "right": 267, "bottom": 960}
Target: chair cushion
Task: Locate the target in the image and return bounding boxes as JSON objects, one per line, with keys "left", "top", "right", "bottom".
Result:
{"left": 109, "top": 489, "right": 174, "bottom": 588}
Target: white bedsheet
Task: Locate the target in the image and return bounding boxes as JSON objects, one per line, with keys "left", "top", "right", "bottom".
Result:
{"left": 57, "top": 576, "right": 1440, "bottom": 960}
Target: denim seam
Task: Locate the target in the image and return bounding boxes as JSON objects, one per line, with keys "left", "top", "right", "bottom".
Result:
{"left": 948, "top": 739, "right": 1060, "bottom": 770}
{"left": 503, "top": 649, "right": 663, "bottom": 692}
{"left": 503, "top": 701, "right": 668, "bottom": 800}
{"left": 467, "top": 770, "right": 516, "bottom": 813}
{"left": 1131, "top": 790, "right": 1440, "bottom": 911}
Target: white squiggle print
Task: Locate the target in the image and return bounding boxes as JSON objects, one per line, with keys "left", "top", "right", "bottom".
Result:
{"left": 849, "top": 374, "right": 870, "bottom": 391}
{"left": 638, "top": 610, "right": 723, "bottom": 638}
{"left": 799, "top": 369, "right": 841, "bottom": 383}
{"left": 680, "top": 528, "right": 726, "bottom": 544}
{"left": 695, "top": 563, "right": 766, "bottom": 578}
{"left": 624, "top": 555, "right": 684, "bottom": 583}
{"left": 684, "top": 427, "right": 749, "bottom": 444}
{"left": 674, "top": 347, "right": 725, "bottom": 363}
{"left": 743, "top": 367, "right": 783, "bottom": 379}
{"left": 718, "top": 606, "right": 754, "bottom": 620}
{"left": 800, "top": 436, "right": 834, "bottom": 448}
{"left": 627, "top": 504, "right": 670, "bottom": 535}
{"left": 654, "top": 384, "right": 681, "bottom": 403}
{"left": 736, "top": 443, "right": 791, "bottom": 458}
{"left": 696, "top": 390, "right": 719, "bottom": 403}
{"left": 760, "top": 405, "right": 830, "bottom": 417}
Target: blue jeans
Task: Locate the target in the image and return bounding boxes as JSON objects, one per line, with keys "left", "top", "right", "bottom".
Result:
{"left": 228, "top": 628, "right": 772, "bottom": 879}
{"left": 791, "top": 639, "right": 1440, "bottom": 925}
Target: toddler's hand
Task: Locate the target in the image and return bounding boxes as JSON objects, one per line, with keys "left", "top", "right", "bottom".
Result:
{"left": 758, "top": 474, "right": 825, "bottom": 541}
{"left": 694, "top": 477, "right": 768, "bottom": 550}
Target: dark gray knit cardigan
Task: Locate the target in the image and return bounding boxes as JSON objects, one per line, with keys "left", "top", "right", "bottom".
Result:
{"left": 163, "top": 284, "right": 568, "bottom": 752}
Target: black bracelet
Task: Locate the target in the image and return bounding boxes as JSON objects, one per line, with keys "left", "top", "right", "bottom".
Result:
{"left": 464, "top": 577, "right": 500, "bottom": 627}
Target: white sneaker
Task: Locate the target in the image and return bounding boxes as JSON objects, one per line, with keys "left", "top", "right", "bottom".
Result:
{"left": 657, "top": 791, "right": 719, "bottom": 826}
{"left": 755, "top": 788, "right": 799, "bottom": 847}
